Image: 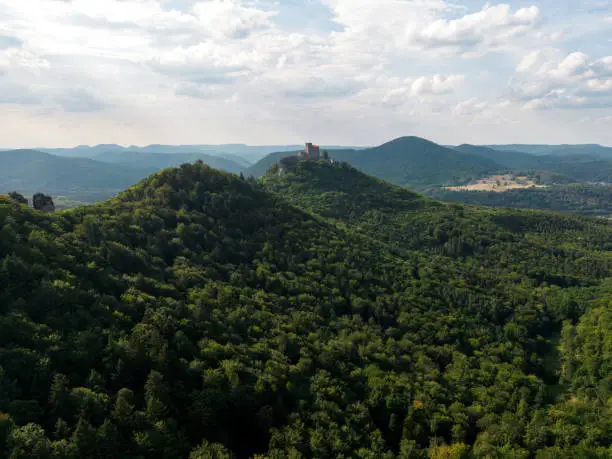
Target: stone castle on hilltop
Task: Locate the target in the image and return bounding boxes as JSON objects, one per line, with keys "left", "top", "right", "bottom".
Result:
{"left": 300, "top": 142, "right": 321, "bottom": 160}
{"left": 280, "top": 142, "right": 330, "bottom": 166}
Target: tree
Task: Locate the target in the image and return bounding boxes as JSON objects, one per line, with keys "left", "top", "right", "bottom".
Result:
{"left": 70, "top": 417, "right": 97, "bottom": 457}
{"left": 49, "top": 373, "right": 70, "bottom": 418}
{"left": 144, "top": 371, "right": 169, "bottom": 421}
{"left": 7, "top": 192, "right": 27, "bottom": 205}
{"left": 189, "top": 440, "right": 233, "bottom": 459}
{"left": 8, "top": 423, "right": 52, "bottom": 459}
{"left": 112, "top": 388, "right": 135, "bottom": 427}
{"left": 0, "top": 412, "right": 14, "bottom": 459}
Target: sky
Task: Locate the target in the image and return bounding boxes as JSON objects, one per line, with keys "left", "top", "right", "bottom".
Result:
{"left": 0, "top": 0, "right": 611, "bottom": 148}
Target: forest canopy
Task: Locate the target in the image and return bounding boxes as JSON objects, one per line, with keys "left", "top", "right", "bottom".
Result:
{"left": 0, "top": 161, "right": 611, "bottom": 458}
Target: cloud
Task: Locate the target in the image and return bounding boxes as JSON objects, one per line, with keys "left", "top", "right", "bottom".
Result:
{"left": 516, "top": 51, "right": 541, "bottom": 73}
{"left": 551, "top": 52, "right": 590, "bottom": 78}
{"left": 452, "top": 98, "right": 498, "bottom": 118}
{"left": 324, "top": 1, "right": 542, "bottom": 59}
{"left": 408, "top": 4, "right": 540, "bottom": 50}
{"left": 0, "top": 48, "right": 50, "bottom": 73}
{"left": 592, "top": 56, "right": 612, "bottom": 76}
{"left": 0, "top": 0, "right": 610, "bottom": 146}
{"left": 451, "top": 98, "right": 515, "bottom": 126}
{"left": 280, "top": 76, "right": 361, "bottom": 99}
{"left": 53, "top": 89, "right": 107, "bottom": 113}
{"left": 411, "top": 74, "right": 464, "bottom": 96}
{"left": 512, "top": 49, "right": 612, "bottom": 109}
{"left": 0, "top": 35, "right": 22, "bottom": 49}
{"left": 585, "top": 78, "right": 612, "bottom": 92}
{"left": 147, "top": 43, "right": 258, "bottom": 82}
{"left": 0, "top": 82, "right": 42, "bottom": 104}
{"left": 191, "top": 1, "right": 273, "bottom": 40}
{"left": 175, "top": 82, "right": 227, "bottom": 99}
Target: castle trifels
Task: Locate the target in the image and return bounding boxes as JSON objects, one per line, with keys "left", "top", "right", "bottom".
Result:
{"left": 281, "top": 142, "right": 330, "bottom": 166}
{"left": 299, "top": 142, "right": 321, "bottom": 160}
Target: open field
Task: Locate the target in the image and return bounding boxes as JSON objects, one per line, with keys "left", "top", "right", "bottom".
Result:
{"left": 446, "top": 174, "right": 549, "bottom": 192}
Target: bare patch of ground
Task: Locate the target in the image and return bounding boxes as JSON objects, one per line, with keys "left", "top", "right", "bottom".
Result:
{"left": 446, "top": 174, "right": 549, "bottom": 192}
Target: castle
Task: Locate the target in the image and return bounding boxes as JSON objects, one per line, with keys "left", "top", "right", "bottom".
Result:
{"left": 299, "top": 142, "right": 321, "bottom": 160}
{"left": 280, "top": 142, "right": 328, "bottom": 166}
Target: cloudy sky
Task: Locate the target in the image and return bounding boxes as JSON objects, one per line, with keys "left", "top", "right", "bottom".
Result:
{"left": 0, "top": 0, "right": 611, "bottom": 147}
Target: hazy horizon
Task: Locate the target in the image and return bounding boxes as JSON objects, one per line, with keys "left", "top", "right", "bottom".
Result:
{"left": 2, "top": 138, "right": 612, "bottom": 151}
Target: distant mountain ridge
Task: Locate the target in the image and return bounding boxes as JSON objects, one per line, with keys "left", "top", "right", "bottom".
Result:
{"left": 0, "top": 149, "right": 154, "bottom": 201}
{"left": 30, "top": 143, "right": 369, "bottom": 162}
{"left": 246, "top": 136, "right": 502, "bottom": 190}
{"left": 0, "top": 149, "right": 245, "bottom": 202}
{"left": 454, "top": 144, "right": 545, "bottom": 170}
{"left": 5, "top": 136, "right": 612, "bottom": 209}
{"left": 486, "top": 143, "right": 612, "bottom": 159}
{"left": 93, "top": 151, "right": 244, "bottom": 174}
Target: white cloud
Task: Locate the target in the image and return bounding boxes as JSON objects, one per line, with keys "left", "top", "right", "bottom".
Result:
{"left": 0, "top": 81, "right": 42, "bottom": 104}
{"left": 323, "top": 1, "right": 542, "bottom": 59}
{"left": 585, "top": 78, "right": 612, "bottom": 92}
{"left": 0, "top": 48, "right": 50, "bottom": 73}
{"left": 512, "top": 49, "right": 612, "bottom": 110}
{"left": 592, "top": 56, "right": 612, "bottom": 76}
{"left": 516, "top": 51, "right": 541, "bottom": 73}
{"left": 411, "top": 74, "right": 465, "bottom": 95}
{"left": 409, "top": 4, "right": 540, "bottom": 50}
{"left": 451, "top": 97, "right": 518, "bottom": 129}
{"left": 551, "top": 52, "right": 590, "bottom": 78}
{"left": 53, "top": 88, "right": 107, "bottom": 113}
{"left": 0, "top": 0, "right": 609, "bottom": 146}
{"left": 0, "top": 35, "right": 22, "bottom": 50}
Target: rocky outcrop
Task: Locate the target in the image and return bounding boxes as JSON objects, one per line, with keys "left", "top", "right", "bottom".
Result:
{"left": 8, "top": 191, "right": 28, "bottom": 205}
{"left": 32, "top": 193, "right": 55, "bottom": 212}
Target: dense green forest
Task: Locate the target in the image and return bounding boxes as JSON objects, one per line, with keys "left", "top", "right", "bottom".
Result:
{"left": 430, "top": 184, "right": 612, "bottom": 217}
{"left": 1, "top": 161, "right": 611, "bottom": 458}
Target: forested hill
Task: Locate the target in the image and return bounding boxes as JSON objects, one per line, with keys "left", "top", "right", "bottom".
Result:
{"left": 0, "top": 149, "right": 155, "bottom": 201}
{"left": 246, "top": 136, "right": 500, "bottom": 189}
{"left": 349, "top": 136, "right": 500, "bottom": 189}
{"left": 263, "top": 160, "right": 436, "bottom": 220}
{"left": 0, "top": 162, "right": 611, "bottom": 458}
{"left": 264, "top": 160, "right": 612, "bottom": 264}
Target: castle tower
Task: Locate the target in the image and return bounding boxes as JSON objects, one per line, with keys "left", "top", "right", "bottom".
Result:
{"left": 304, "top": 142, "right": 320, "bottom": 160}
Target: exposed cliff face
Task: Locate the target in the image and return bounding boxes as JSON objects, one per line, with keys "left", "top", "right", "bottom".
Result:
{"left": 32, "top": 193, "right": 55, "bottom": 212}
